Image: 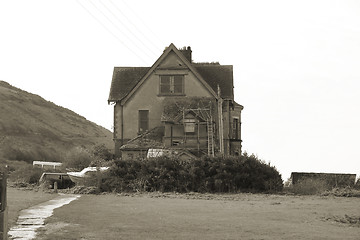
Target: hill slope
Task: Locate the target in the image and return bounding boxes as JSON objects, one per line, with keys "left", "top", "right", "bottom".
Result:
{"left": 0, "top": 81, "right": 113, "bottom": 163}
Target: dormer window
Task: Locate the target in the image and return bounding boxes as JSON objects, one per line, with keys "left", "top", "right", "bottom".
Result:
{"left": 160, "top": 75, "right": 184, "bottom": 95}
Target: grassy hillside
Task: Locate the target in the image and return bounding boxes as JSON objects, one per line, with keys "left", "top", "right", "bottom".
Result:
{"left": 0, "top": 81, "right": 113, "bottom": 163}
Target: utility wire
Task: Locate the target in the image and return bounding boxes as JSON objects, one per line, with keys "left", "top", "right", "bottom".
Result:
{"left": 99, "top": 0, "right": 160, "bottom": 58}
{"left": 115, "top": 0, "right": 163, "bottom": 51}
{"left": 88, "top": 0, "right": 155, "bottom": 62}
{"left": 76, "top": 0, "right": 149, "bottom": 65}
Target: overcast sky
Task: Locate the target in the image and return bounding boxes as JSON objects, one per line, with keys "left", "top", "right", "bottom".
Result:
{"left": 1, "top": 0, "right": 359, "bottom": 180}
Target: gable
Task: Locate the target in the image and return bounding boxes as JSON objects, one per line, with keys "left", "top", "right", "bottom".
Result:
{"left": 177, "top": 111, "right": 207, "bottom": 123}
{"left": 157, "top": 51, "right": 187, "bottom": 69}
{"left": 108, "top": 44, "right": 235, "bottom": 103}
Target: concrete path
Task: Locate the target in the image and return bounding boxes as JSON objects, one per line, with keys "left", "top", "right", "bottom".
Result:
{"left": 8, "top": 194, "right": 80, "bottom": 240}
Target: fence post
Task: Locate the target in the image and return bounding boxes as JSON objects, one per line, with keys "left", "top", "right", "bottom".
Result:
{"left": 0, "top": 171, "right": 7, "bottom": 240}
{"left": 54, "top": 181, "right": 58, "bottom": 193}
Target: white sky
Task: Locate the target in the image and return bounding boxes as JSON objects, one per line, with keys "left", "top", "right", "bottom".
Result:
{"left": 1, "top": 0, "right": 359, "bottom": 180}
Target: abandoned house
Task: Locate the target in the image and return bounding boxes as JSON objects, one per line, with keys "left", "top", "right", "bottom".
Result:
{"left": 108, "top": 43, "right": 244, "bottom": 160}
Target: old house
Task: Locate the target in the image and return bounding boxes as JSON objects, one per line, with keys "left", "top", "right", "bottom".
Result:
{"left": 108, "top": 43, "right": 243, "bottom": 159}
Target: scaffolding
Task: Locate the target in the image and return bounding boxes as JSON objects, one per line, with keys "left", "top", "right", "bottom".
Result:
{"left": 181, "top": 101, "right": 215, "bottom": 157}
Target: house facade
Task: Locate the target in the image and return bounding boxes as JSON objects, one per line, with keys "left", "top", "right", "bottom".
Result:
{"left": 108, "top": 44, "right": 243, "bottom": 159}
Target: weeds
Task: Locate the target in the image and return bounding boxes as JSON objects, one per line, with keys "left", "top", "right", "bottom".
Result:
{"left": 324, "top": 215, "right": 360, "bottom": 227}
{"left": 8, "top": 164, "right": 44, "bottom": 184}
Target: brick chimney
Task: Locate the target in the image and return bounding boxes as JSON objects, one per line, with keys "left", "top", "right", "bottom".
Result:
{"left": 179, "top": 46, "right": 192, "bottom": 63}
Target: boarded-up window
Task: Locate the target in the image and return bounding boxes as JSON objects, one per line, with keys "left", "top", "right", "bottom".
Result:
{"left": 160, "top": 75, "right": 184, "bottom": 94}
{"left": 139, "top": 110, "right": 149, "bottom": 133}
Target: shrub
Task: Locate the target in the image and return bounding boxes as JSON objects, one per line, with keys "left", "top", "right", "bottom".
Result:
{"left": 199, "top": 154, "right": 283, "bottom": 192}
{"left": 97, "top": 159, "right": 140, "bottom": 192}
{"left": 92, "top": 144, "right": 114, "bottom": 161}
{"left": 9, "top": 164, "right": 43, "bottom": 184}
{"left": 62, "top": 147, "right": 98, "bottom": 170}
{"left": 95, "top": 154, "right": 283, "bottom": 193}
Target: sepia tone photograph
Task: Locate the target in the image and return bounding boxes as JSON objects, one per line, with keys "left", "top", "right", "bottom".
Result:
{"left": 1, "top": 0, "right": 360, "bottom": 239}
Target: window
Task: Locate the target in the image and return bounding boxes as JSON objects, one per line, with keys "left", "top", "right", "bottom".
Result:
{"left": 232, "top": 118, "right": 239, "bottom": 139}
{"left": 138, "top": 110, "right": 149, "bottom": 133}
{"left": 160, "top": 75, "right": 184, "bottom": 94}
{"left": 184, "top": 118, "right": 196, "bottom": 133}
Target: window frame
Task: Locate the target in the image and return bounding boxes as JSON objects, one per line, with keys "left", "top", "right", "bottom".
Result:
{"left": 159, "top": 75, "right": 185, "bottom": 95}
{"left": 232, "top": 117, "right": 239, "bottom": 139}
{"left": 184, "top": 118, "right": 196, "bottom": 133}
{"left": 138, "top": 110, "right": 149, "bottom": 134}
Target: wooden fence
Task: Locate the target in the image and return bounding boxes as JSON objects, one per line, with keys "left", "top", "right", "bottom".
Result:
{"left": 0, "top": 172, "right": 7, "bottom": 240}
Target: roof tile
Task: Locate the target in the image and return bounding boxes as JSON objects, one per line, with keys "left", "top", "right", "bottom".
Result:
{"left": 193, "top": 65, "right": 234, "bottom": 99}
{"left": 108, "top": 67, "right": 150, "bottom": 102}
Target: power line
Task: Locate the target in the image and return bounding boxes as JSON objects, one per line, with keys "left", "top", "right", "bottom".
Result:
{"left": 114, "top": 0, "right": 163, "bottom": 51}
{"left": 99, "top": 0, "right": 160, "bottom": 58}
{"left": 87, "top": 0, "right": 156, "bottom": 61}
{"left": 75, "top": 0, "right": 149, "bottom": 65}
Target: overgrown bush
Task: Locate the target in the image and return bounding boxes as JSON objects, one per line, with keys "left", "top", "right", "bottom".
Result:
{"left": 62, "top": 145, "right": 114, "bottom": 171}
{"left": 62, "top": 147, "right": 98, "bottom": 170}
{"left": 9, "top": 164, "right": 44, "bottom": 184}
{"left": 92, "top": 144, "right": 114, "bottom": 161}
{"left": 95, "top": 154, "right": 283, "bottom": 193}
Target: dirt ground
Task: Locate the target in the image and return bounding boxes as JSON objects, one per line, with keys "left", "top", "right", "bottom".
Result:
{"left": 28, "top": 192, "right": 360, "bottom": 240}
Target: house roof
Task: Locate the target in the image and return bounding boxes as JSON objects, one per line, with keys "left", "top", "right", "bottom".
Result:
{"left": 108, "top": 67, "right": 150, "bottom": 102}
{"left": 108, "top": 44, "right": 234, "bottom": 102}
{"left": 233, "top": 101, "right": 244, "bottom": 110}
{"left": 193, "top": 65, "right": 234, "bottom": 99}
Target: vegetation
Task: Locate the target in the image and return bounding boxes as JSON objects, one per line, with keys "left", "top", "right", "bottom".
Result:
{"left": 161, "top": 97, "right": 215, "bottom": 121}
{"left": 62, "top": 147, "right": 95, "bottom": 170}
{"left": 0, "top": 80, "right": 113, "bottom": 164}
{"left": 92, "top": 144, "right": 114, "bottom": 161}
{"left": 96, "top": 153, "right": 283, "bottom": 193}
{"left": 62, "top": 144, "right": 115, "bottom": 170}
{"left": 5, "top": 144, "right": 114, "bottom": 188}
{"left": 7, "top": 140, "right": 359, "bottom": 197}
